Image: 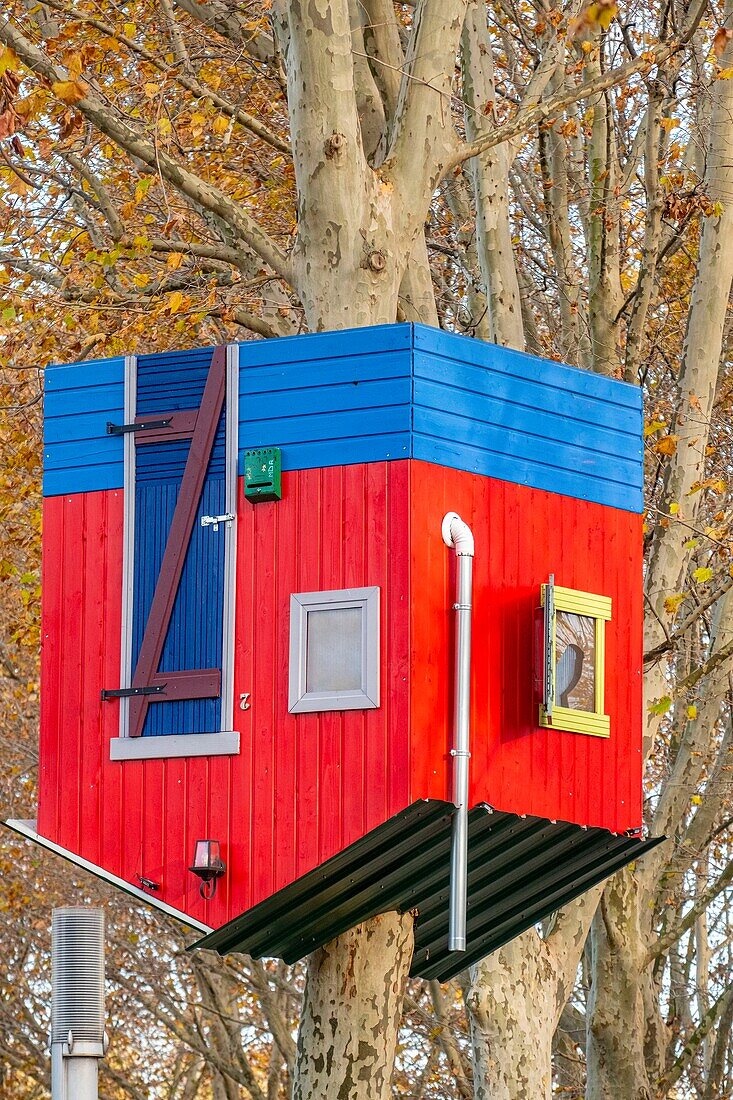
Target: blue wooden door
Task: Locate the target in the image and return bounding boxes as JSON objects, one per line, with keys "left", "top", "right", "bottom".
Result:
{"left": 125, "top": 346, "right": 234, "bottom": 738}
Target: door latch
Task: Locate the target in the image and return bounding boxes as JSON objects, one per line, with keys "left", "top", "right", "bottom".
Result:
{"left": 200, "top": 513, "right": 236, "bottom": 532}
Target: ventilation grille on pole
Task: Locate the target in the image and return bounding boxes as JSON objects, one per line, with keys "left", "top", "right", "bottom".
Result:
{"left": 51, "top": 908, "right": 105, "bottom": 1043}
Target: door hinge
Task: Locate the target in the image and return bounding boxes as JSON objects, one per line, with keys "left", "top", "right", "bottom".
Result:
{"left": 107, "top": 418, "right": 172, "bottom": 436}
{"left": 101, "top": 684, "right": 167, "bottom": 701}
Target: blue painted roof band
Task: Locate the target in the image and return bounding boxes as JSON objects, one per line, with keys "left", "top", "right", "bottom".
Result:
{"left": 238, "top": 321, "right": 413, "bottom": 367}
{"left": 413, "top": 324, "right": 641, "bottom": 409}
{"left": 43, "top": 355, "right": 125, "bottom": 497}
{"left": 42, "top": 325, "right": 644, "bottom": 512}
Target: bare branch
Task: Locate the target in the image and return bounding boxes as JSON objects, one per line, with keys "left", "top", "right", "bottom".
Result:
{"left": 676, "top": 637, "right": 733, "bottom": 695}
{"left": 658, "top": 984, "right": 733, "bottom": 1094}
{"left": 447, "top": 1, "right": 707, "bottom": 173}
{"left": 645, "top": 858, "right": 733, "bottom": 966}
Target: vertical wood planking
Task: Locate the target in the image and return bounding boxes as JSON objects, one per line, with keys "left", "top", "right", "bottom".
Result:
{"left": 232, "top": 461, "right": 410, "bottom": 909}
{"left": 38, "top": 459, "right": 641, "bottom": 927}
{"left": 342, "top": 464, "right": 366, "bottom": 846}
{"left": 58, "top": 494, "right": 84, "bottom": 854}
{"left": 409, "top": 460, "right": 644, "bottom": 834}
{"left": 100, "top": 491, "right": 124, "bottom": 878}
{"left": 318, "top": 466, "right": 344, "bottom": 865}
{"left": 38, "top": 496, "right": 63, "bottom": 842}
{"left": 274, "top": 468, "right": 298, "bottom": 894}
{"left": 359, "top": 463, "right": 385, "bottom": 834}
{"left": 38, "top": 491, "right": 125, "bottom": 863}
{"left": 294, "top": 469, "right": 321, "bottom": 881}
{"left": 386, "top": 462, "right": 410, "bottom": 818}
{"left": 231, "top": 479, "right": 254, "bottom": 911}
{"left": 250, "top": 474, "right": 278, "bottom": 906}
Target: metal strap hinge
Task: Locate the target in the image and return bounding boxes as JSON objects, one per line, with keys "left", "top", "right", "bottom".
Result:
{"left": 107, "top": 418, "right": 172, "bottom": 436}
{"left": 101, "top": 684, "right": 166, "bottom": 701}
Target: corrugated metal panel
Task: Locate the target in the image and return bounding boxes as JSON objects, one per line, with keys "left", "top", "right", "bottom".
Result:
{"left": 412, "top": 326, "right": 643, "bottom": 513}
{"left": 131, "top": 351, "right": 227, "bottom": 737}
{"left": 43, "top": 357, "right": 125, "bottom": 496}
{"left": 191, "top": 800, "right": 663, "bottom": 982}
{"left": 409, "top": 461, "right": 644, "bottom": 834}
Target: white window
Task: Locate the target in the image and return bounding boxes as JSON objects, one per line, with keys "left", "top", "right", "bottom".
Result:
{"left": 288, "top": 587, "right": 380, "bottom": 713}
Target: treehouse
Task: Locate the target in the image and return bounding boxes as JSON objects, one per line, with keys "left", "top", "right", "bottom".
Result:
{"left": 9, "top": 323, "right": 661, "bottom": 980}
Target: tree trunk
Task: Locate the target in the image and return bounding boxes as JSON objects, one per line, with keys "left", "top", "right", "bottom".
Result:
{"left": 292, "top": 912, "right": 414, "bottom": 1100}
{"left": 585, "top": 10, "right": 733, "bottom": 1096}
{"left": 644, "top": 3, "right": 733, "bottom": 687}
{"left": 466, "top": 935, "right": 556, "bottom": 1100}
{"left": 466, "top": 890, "right": 601, "bottom": 1100}
{"left": 460, "top": 1, "right": 524, "bottom": 350}
{"left": 586, "top": 872, "right": 656, "bottom": 1100}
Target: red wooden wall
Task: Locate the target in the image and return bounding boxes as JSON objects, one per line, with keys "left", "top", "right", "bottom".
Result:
{"left": 409, "top": 460, "right": 643, "bottom": 834}
{"left": 39, "top": 463, "right": 412, "bottom": 925}
{"left": 38, "top": 458, "right": 641, "bottom": 926}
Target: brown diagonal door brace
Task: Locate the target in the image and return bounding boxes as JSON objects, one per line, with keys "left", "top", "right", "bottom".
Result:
{"left": 127, "top": 345, "right": 227, "bottom": 738}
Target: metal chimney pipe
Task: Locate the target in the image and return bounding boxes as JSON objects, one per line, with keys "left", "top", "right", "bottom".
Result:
{"left": 51, "top": 907, "right": 106, "bottom": 1100}
{"left": 442, "top": 512, "right": 474, "bottom": 952}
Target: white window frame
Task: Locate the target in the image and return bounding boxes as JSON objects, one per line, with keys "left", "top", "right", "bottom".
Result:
{"left": 110, "top": 346, "right": 240, "bottom": 761}
{"left": 288, "top": 587, "right": 380, "bottom": 713}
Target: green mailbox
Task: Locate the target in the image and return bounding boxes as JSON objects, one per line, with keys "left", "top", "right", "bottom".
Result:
{"left": 244, "top": 447, "right": 282, "bottom": 503}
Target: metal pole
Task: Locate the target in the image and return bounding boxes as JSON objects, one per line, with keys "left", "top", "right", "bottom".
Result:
{"left": 51, "top": 907, "right": 106, "bottom": 1100}
{"left": 442, "top": 513, "right": 474, "bottom": 953}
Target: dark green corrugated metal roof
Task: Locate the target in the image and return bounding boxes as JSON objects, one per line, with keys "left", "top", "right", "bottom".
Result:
{"left": 191, "top": 800, "right": 663, "bottom": 981}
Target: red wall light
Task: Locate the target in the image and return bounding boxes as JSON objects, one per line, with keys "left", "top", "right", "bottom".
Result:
{"left": 189, "top": 839, "right": 226, "bottom": 899}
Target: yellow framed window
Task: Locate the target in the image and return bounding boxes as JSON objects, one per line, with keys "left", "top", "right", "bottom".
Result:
{"left": 539, "top": 575, "right": 611, "bottom": 738}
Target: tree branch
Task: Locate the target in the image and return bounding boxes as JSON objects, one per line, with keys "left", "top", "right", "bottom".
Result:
{"left": 60, "top": 152, "right": 124, "bottom": 241}
{"left": 40, "top": 0, "right": 290, "bottom": 153}
{"left": 657, "top": 984, "right": 733, "bottom": 1095}
{"left": 172, "top": 0, "right": 276, "bottom": 66}
{"left": 447, "top": 1, "right": 707, "bottom": 173}
{"left": 644, "top": 576, "right": 733, "bottom": 663}
{"left": 386, "top": 0, "right": 467, "bottom": 211}
{"left": 0, "top": 16, "right": 292, "bottom": 283}
{"left": 645, "top": 857, "right": 733, "bottom": 967}
{"left": 676, "top": 637, "right": 733, "bottom": 695}
{"left": 428, "top": 980, "right": 473, "bottom": 1098}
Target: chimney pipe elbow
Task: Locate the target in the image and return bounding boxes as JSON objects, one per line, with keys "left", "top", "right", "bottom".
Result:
{"left": 441, "top": 512, "right": 475, "bottom": 557}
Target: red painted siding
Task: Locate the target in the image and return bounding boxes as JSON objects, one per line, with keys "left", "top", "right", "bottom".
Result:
{"left": 236, "top": 462, "right": 411, "bottom": 914}
{"left": 39, "top": 464, "right": 412, "bottom": 922}
{"left": 38, "top": 459, "right": 641, "bottom": 927}
{"left": 409, "top": 460, "right": 643, "bottom": 834}
{"left": 39, "top": 491, "right": 125, "bottom": 868}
